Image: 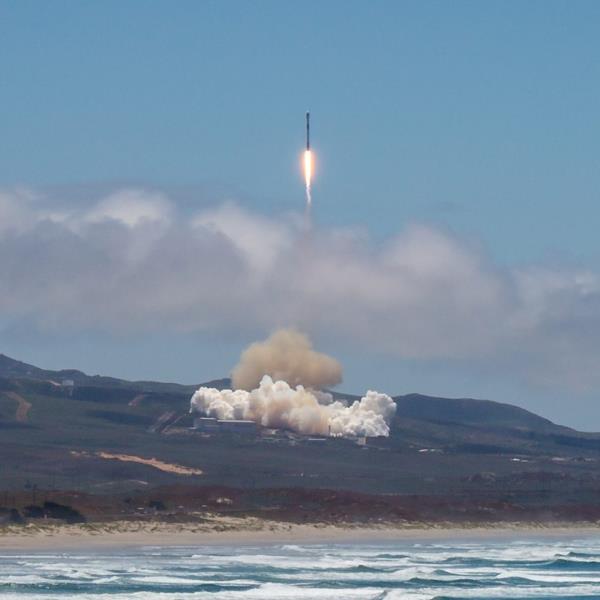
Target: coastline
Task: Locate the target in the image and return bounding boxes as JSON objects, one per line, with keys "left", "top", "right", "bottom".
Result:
{"left": 1, "top": 517, "right": 599, "bottom": 552}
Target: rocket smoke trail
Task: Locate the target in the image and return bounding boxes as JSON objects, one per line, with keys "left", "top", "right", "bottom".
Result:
{"left": 304, "top": 112, "right": 313, "bottom": 212}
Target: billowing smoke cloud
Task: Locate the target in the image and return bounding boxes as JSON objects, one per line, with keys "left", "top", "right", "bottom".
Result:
{"left": 231, "top": 329, "right": 342, "bottom": 391}
{"left": 191, "top": 330, "right": 394, "bottom": 438}
{"left": 3, "top": 186, "right": 600, "bottom": 394}
{"left": 190, "top": 375, "right": 396, "bottom": 438}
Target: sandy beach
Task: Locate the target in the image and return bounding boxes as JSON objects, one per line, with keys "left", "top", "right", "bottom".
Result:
{"left": 1, "top": 517, "right": 599, "bottom": 552}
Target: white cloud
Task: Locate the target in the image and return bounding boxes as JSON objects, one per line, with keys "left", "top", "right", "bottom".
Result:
{"left": 191, "top": 202, "right": 291, "bottom": 273}
{"left": 1, "top": 186, "right": 600, "bottom": 392}
{"left": 84, "top": 189, "right": 172, "bottom": 228}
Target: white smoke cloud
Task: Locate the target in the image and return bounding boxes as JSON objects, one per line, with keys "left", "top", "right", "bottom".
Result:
{"left": 231, "top": 329, "right": 342, "bottom": 390}
{"left": 1, "top": 186, "right": 600, "bottom": 392}
{"left": 190, "top": 375, "right": 396, "bottom": 438}
{"left": 191, "top": 329, "right": 392, "bottom": 437}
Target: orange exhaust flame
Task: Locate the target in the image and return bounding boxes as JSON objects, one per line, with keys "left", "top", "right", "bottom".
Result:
{"left": 303, "top": 149, "right": 313, "bottom": 206}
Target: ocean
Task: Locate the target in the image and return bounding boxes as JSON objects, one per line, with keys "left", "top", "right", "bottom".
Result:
{"left": 2, "top": 536, "right": 600, "bottom": 599}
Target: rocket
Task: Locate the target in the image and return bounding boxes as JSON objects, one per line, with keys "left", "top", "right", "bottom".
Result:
{"left": 306, "top": 111, "right": 310, "bottom": 150}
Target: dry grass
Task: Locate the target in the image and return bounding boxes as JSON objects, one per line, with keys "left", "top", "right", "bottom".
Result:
{"left": 4, "top": 391, "right": 31, "bottom": 422}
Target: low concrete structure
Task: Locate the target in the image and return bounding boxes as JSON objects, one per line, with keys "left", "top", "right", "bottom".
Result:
{"left": 193, "top": 417, "right": 220, "bottom": 432}
{"left": 218, "top": 420, "right": 257, "bottom": 434}
{"left": 192, "top": 416, "right": 257, "bottom": 435}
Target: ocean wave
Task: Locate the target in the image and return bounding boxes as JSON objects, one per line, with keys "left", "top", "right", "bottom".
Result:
{"left": 5, "top": 538, "right": 600, "bottom": 599}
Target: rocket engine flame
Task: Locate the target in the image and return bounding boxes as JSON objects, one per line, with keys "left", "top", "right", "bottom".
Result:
{"left": 303, "top": 149, "right": 313, "bottom": 206}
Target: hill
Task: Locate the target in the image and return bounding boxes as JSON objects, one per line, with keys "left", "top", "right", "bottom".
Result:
{"left": 0, "top": 353, "right": 228, "bottom": 394}
{"left": 2, "top": 352, "right": 600, "bottom": 525}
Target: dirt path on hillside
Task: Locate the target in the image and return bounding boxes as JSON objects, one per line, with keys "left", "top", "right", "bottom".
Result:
{"left": 70, "top": 450, "right": 203, "bottom": 476}
{"left": 96, "top": 452, "right": 203, "bottom": 475}
{"left": 4, "top": 391, "right": 31, "bottom": 422}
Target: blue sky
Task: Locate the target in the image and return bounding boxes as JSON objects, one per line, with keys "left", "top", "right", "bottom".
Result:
{"left": 2, "top": 1, "right": 600, "bottom": 427}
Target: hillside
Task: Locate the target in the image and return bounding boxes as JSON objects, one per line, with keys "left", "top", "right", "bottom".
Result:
{"left": 2, "top": 352, "right": 600, "bottom": 524}
{"left": 0, "top": 353, "right": 228, "bottom": 394}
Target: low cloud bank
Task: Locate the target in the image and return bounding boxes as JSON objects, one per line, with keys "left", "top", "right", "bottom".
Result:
{"left": 1, "top": 186, "right": 600, "bottom": 391}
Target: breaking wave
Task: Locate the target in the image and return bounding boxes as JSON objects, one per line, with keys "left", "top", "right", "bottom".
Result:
{"left": 4, "top": 537, "right": 600, "bottom": 598}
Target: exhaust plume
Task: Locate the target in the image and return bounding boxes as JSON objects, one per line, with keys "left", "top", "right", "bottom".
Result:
{"left": 190, "top": 329, "right": 396, "bottom": 438}
{"left": 304, "top": 149, "right": 313, "bottom": 208}
{"left": 231, "top": 329, "right": 342, "bottom": 391}
{"left": 190, "top": 375, "right": 396, "bottom": 438}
